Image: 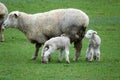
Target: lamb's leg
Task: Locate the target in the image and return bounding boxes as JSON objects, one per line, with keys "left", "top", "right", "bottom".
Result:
{"left": 58, "top": 49, "right": 64, "bottom": 62}
{"left": 89, "top": 48, "right": 94, "bottom": 61}
{"left": 65, "top": 49, "right": 70, "bottom": 63}
{"left": 86, "top": 48, "right": 90, "bottom": 61}
{"left": 73, "top": 40, "right": 82, "bottom": 61}
{"left": 32, "top": 43, "right": 41, "bottom": 60}
{"left": 95, "top": 48, "right": 100, "bottom": 61}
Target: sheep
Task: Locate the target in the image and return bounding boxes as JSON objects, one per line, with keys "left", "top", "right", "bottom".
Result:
{"left": 2, "top": 8, "right": 89, "bottom": 61}
{"left": 85, "top": 30, "right": 101, "bottom": 61}
{"left": 0, "top": 2, "right": 8, "bottom": 42}
{"left": 41, "top": 34, "right": 70, "bottom": 63}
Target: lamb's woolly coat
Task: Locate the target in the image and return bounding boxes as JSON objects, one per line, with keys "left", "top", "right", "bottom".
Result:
{"left": 3, "top": 8, "right": 89, "bottom": 60}
{"left": 0, "top": 2, "right": 8, "bottom": 42}
{"left": 85, "top": 30, "right": 101, "bottom": 61}
{"left": 41, "top": 35, "right": 70, "bottom": 63}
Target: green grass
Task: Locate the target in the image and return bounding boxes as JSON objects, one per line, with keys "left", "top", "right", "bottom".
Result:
{"left": 0, "top": 0, "right": 120, "bottom": 80}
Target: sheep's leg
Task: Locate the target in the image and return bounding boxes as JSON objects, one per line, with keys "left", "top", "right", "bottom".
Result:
{"left": 65, "top": 49, "right": 70, "bottom": 63}
{"left": 73, "top": 26, "right": 86, "bottom": 61}
{"left": 58, "top": 49, "right": 64, "bottom": 62}
{"left": 0, "top": 26, "right": 4, "bottom": 42}
{"left": 73, "top": 40, "right": 82, "bottom": 61}
{"left": 32, "top": 43, "right": 41, "bottom": 60}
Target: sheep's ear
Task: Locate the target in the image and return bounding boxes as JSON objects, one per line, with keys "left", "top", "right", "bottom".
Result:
{"left": 93, "top": 31, "right": 97, "bottom": 34}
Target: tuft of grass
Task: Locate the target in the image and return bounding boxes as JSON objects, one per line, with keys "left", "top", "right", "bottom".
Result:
{"left": 0, "top": 0, "right": 120, "bottom": 80}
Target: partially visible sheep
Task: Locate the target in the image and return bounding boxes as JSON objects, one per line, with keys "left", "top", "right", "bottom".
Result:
{"left": 85, "top": 30, "right": 101, "bottom": 61}
{"left": 2, "top": 8, "right": 89, "bottom": 61}
{"left": 41, "top": 34, "right": 70, "bottom": 63}
{"left": 0, "top": 2, "right": 8, "bottom": 42}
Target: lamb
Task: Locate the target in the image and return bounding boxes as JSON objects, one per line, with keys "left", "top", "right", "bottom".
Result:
{"left": 0, "top": 2, "right": 8, "bottom": 42}
{"left": 41, "top": 34, "right": 70, "bottom": 63}
{"left": 85, "top": 30, "right": 101, "bottom": 61}
{"left": 2, "top": 8, "right": 89, "bottom": 61}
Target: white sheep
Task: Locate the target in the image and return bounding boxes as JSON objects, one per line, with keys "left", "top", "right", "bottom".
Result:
{"left": 2, "top": 8, "right": 89, "bottom": 61}
{"left": 85, "top": 30, "right": 101, "bottom": 61}
{"left": 0, "top": 2, "right": 8, "bottom": 42}
{"left": 41, "top": 34, "right": 70, "bottom": 63}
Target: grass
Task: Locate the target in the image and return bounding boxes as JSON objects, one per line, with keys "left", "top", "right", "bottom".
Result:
{"left": 0, "top": 0, "right": 120, "bottom": 80}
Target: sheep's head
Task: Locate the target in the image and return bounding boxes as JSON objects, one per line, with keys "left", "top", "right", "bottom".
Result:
{"left": 2, "top": 11, "right": 19, "bottom": 28}
{"left": 85, "top": 30, "right": 97, "bottom": 39}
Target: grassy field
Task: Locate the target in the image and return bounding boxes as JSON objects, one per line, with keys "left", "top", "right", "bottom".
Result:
{"left": 0, "top": 0, "right": 120, "bottom": 80}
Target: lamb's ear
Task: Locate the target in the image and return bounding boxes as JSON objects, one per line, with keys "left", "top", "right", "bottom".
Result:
{"left": 14, "top": 12, "right": 19, "bottom": 18}
{"left": 93, "top": 31, "right": 97, "bottom": 34}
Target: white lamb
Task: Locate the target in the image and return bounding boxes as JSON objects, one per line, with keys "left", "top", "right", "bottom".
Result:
{"left": 85, "top": 30, "right": 101, "bottom": 61}
{"left": 41, "top": 34, "right": 70, "bottom": 63}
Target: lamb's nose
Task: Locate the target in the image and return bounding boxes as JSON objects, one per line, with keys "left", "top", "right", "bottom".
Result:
{"left": 2, "top": 22, "right": 6, "bottom": 28}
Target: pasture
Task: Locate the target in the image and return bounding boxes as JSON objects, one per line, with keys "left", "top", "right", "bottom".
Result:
{"left": 0, "top": 0, "right": 120, "bottom": 80}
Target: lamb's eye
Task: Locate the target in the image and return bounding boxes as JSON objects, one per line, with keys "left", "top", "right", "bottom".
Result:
{"left": 88, "top": 33, "right": 91, "bottom": 35}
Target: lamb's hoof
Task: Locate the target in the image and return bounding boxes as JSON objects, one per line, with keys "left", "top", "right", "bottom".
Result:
{"left": 96, "top": 59, "right": 100, "bottom": 62}
{"left": 31, "top": 56, "right": 37, "bottom": 60}
{"left": 86, "top": 58, "right": 89, "bottom": 61}
{"left": 88, "top": 60, "right": 92, "bottom": 62}
{"left": 58, "top": 60, "right": 62, "bottom": 63}
{"left": 42, "top": 61, "right": 48, "bottom": 64}
{"left": 66, "top": 61, "right": 70, "bottom": 64}
{"left": 93, "top": 56, "right": 97, "bottom": 60}
{"left": 73, "top": 57, "right": 78, "bottom": 62}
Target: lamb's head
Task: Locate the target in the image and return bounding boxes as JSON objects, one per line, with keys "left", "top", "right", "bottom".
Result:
{"left": 41, "top": 46, "right": 50, "bottom": 63}
{"left": 2, "top": 11, "right": 20, "bottom": 28}
{"left": 85, "top": 30, "right": 97, "bottom": 39}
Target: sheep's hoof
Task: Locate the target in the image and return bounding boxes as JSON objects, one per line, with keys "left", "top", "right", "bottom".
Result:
{"left": 0, "top": 40, "right": 4, "bottom": 42}
{"left": 31, "top": 56, "right": 37, "bottom": 60}
{"left": 0, "top": 39, "right": 4, "bottom": 42}
{"left": 48, "top": 56, "right": 51, "bottom": 62}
